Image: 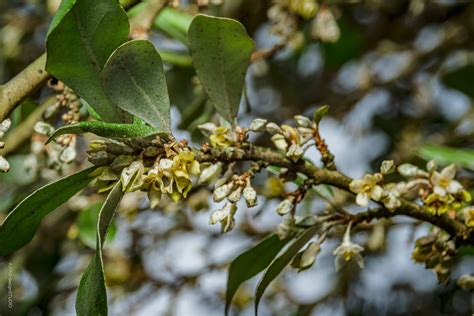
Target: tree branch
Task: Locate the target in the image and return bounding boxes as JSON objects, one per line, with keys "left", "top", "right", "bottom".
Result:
{"left": 0, "top": 53, "right": 50, "bottom": 122}
{"left": 195, "top": 145, "right": 474, "bottom": 245}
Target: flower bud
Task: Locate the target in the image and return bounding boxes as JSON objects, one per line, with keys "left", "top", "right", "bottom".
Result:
{"left": 380, "top": 160, "right": 395, "bottom": 175}
{"left": 398, "top": 164, "right": 419, "bottom": 177}
{"left": 287, "top": 143, "right": 303, "bottom": 162}
{"left": 209, "top": 202, "right": 237, "bottom": 233}
{"left": 227, "top": 186, "right": 243, "bottom": 203}
{"left": 88, "top": 151, "right": 116, "bottom": 166}
{"left": 311, "top": 7, "right": 340, "bottom": 43}
{"left": 199, "top": 162, "right": 222, "bottom": 184}
{"left": 295, "top": 242, "right": 321, "bottom": 271}
{"left": 249, "top": 118, "right": 267, "bottom": 132}
{"left": 34, "top": 121, "right": 55, "bottom": 136}
{"left": 213, "top": 182, "right": 234, "bottom": 202}
{"left": 294, "top": 115, "right": 312, "bottom": 128}
{"left": 266, "top": 122, "right": 283, "bottom": 135}
{"left": 271, "top": 134, "right": 288, "bottom": 151}
{"left": 121, "top": 161, "right": 144, "bottom": 192}
{"left": 143, "top": 146, "right": 160, "bottom": 157}
{"left": 426, "top": 160, "right": 437, "bottom": 173}
{"left": 0, "top": 155, "right": 10, "bottom": 173}
{"left": 457, "top": 274, "right": 474, "bottom": 291}
{"left": 198, "top": 122, "right": 217, "bottom": 136}
{"left": 277, "top": 215, "right": 297, "bottom": 240}
{"left": 0, "top": 119, "right": 11, "bottom": 133}
{"left": 60, "top": 146, "right": 77, "bottom": 163}
{"left": 243, "top": 186, "right": 257, "bottom": 207}
{"left": 276, "top": 198, "right": 294, "bottom": 216}
{"left": 88, "top": 140, "right": 108, "bottom": 153}
{"left": 313, "top": 105, "right": 329, "bottom": 124}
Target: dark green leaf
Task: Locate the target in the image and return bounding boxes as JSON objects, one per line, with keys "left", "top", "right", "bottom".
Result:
{"left": 0, "top": 167, "right": 97, "bottom": 256}
{"left": 255, "top": 225, "right": 320, "bottom": 315}
{"left": 76, "top": 182, "right": 124, "bottom": 316}
{"left": 225, "top": 234, "right": 289, "bottom": 316}
{"left": 47, "top": 121, "right": 159, "bottom": 144}
{"left": 77, "top": 202, "right": 117, "bottom": 249}
{"left": 102, "top": 40, "right": 171, "bottom": 132}
{"left": 417, "top": 144, "right": 474, "bottom": 170}
{"left": 187, "top": 14, "right": 254, "bottom": 123}
{"left": 46, "top": 0, "right": 132, "bottom": 123}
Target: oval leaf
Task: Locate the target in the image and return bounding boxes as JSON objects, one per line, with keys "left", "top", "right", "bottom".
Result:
{"left": 46, "top": 0, "right": 132, "bottom": 123}
{"left": 0, "top": 167, "right": 97, "bottom": 256}
{"left": 76, "top": 181, "right": 124, "bottom": 316}
{"left": 225, "top": 234, "right": 289, "bottom": 316}
{"left": 187, "top": 14, "right": 254, "bottom": 123}
{"left": 101, "top": 40, "right": 171, "bottom": 132}
{"left": 47, "top": 121, "right": 159, "bottom": 144}
{"left": 255, "top": 225, "right": 320, "bottom": 315}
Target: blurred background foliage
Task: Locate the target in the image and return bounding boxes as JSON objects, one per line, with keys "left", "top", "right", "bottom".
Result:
{"left": 1, "top": 0, "right": 473, "bottom": 315}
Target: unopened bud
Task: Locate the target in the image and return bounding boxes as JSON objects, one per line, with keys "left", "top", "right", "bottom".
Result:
{"left": 249, "top": 118, "right": 267, "bottom": 132}
{"left": 266, "top": 122, "right": 283, "bottom": 135}
{"left": 398, "top": 164, "right": 419, "bottom": 177}
{"left": 213, "top": 182, "right": 234, "bottom": 202}
{"left": 276, "top": 198, "right": 294, "bottom": 216}
{"left": 287, "top": 143, "right": 303, "bottom": 162}
{"left": 198, "top": 122, "right": 217, "bottom": 136}
{"left": 60, "top": 146, "right": 77, "bottom": 163}
{"left": 426, "top": 160, "right": 437, "bottom": 173}
{"left": 313, "top": 105, "right": 329, "bottom": 124}
{"left": 243, "top": 186, "right": 257, "bottom": 207}
{"left": 0, "top": 156, "right": 10, "bottom": 172}
{"left": 0, "top": 119, "right": 11, "bottom": 133}
{"left": 228, "top": 186, "right": 243, "bottom": 203}
{"left": 380, "top": 160, "right": 395, "bottom": 175}
{"left": 311, "top": 8, "right": 340, "bottom": 43}
{"left": 294, "top": 115, "right": 312, "bottom": 128}
{"left": 271, "top": 134, "right": 288, "bottom": 151}
{"left": 34, "top": 121, "right": 55, "bottom": 136}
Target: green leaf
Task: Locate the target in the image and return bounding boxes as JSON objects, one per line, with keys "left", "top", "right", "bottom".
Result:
{"left": 102, "top": 40, "right": 171, "bottom": 132}
{"left": 225, "top": 234, "right": 289, "bottom": 316}
{"left": 47, "top": 121, "right": 159, "bottom": 144}
{"left": 255, "top": 225, "right": 320, "bottom": 315}
{"left": 417, "top": 144, "right": 474, "bottom": 170}
{"left": 187, "top": 14, "right": 254, "bottom": 123}
{"left": 76, "top": 182, "right": 124, "bottom": 316}
{"left": 77, "top": 202, "right": 117, "bottom": 249}
{"left": 46, "top": 0, "right": 132, "bottom": 123}
{"left": 0, "top": 167, "right": 97, "bottom": 256}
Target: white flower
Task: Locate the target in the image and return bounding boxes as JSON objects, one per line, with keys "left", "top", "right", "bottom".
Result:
{"left": 349, "top": 174, "right": 383, "bottom": 206}
{"left": 227, "top": 186, "right": 243, "bottom": 203}
{"left": 198, "top": 162, "right": 222, "bottom": 184}
{"left": 213, "top": 182, "right": 234, "bottom": 202}
{"left": 120, "top": 161, "right": 144, "bottom": 192}
{"left": 430, "top": 164, "right": 463, "bottom": 196}
{"left": 209, "top": 202, "right": 237, "bottom": 233}
{"left": 333, "top": 223, "right": 364, "bottom": 271}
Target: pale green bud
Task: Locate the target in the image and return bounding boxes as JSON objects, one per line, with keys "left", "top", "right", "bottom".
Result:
{"left": 294, "top": 115, "right": 312, "bottom": 128}
{"left": 426, "top": 160, "right": 437, "bottom": 173}
{"left": 276, "top": 198, "right": 294, "bottom": 216}
{"left": 249, "top": 118, "right": 268, "bottom": 132}
{"left": 227, "top": 186, "right": 243, "bottom": 203}
{"left": 266, "top": 122, "right": 283, "bottom": 135}
{"left": 287, "top": 143, "right": 303, "bottom": 162}
{"left": 243, "top": 186, "right": 257, "bottom": 207}
{"left": 398, "top": 164, "right": 419, "bottom": 177}
{"left": 271, "top": 134, "right": 288, "bottom": 151}
{"left": 213, "top": 182, "right": 234, "bottom": 202}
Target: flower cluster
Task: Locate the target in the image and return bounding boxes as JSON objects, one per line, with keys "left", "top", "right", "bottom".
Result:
{"left": 198, "top": 122, "right": 239, "bottom": 148}
{"left": 0, "top": 119, "right": 11, "bottom": 172}
{"left": 398, "top": 162, "right": 471, "bottom": 216}
{"left": 349, "top": 160, "right": 403, "bottom": 211}
{"left": 412, "top": 234, "right": 456, "bottom": 282}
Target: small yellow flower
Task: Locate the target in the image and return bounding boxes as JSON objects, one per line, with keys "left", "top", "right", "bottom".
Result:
{"left": 430, "top": 164, "right": 464, "bottom": 197}
{"left": 209, "top": 126, "right": 237, "bottom": 148}
{"left": 462, "top": 207, "right": 474, "bottom": 227}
